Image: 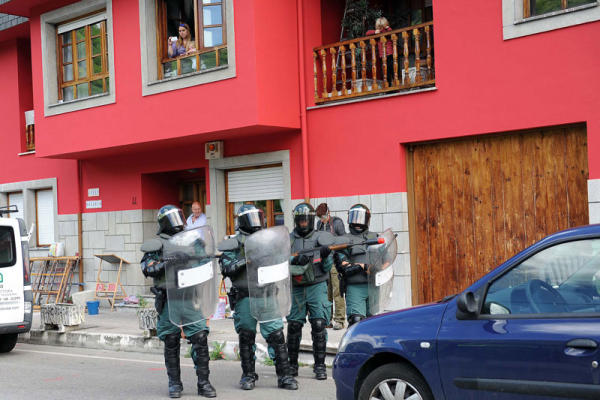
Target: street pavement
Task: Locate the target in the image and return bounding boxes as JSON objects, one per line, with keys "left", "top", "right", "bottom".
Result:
{"left": 1, "top": 343, "right": 336, "bottom": 399}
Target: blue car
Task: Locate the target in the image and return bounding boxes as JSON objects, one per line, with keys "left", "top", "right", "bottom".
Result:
{"left": 333, "top": 224, "right": 600, "bottom": 400}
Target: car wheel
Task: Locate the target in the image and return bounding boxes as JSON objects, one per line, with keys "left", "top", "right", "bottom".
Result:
{"left": 0, "top": 333, "right": 18, "bottom": 353}
{"left": 358, "top": 363, "right": 433, "bottom": 400}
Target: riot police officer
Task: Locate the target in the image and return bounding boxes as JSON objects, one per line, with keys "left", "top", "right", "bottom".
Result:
{"left": 287, "top": 203, "right": 334, "bottom": 380}
{"left": 140, "top": 205, "right": 216, "bottom": 399}
{"left": 218, "top": 204, "right": 298, "bottom": 391}
{"left": 335, "top": 204, "right": 379, "bottom": 327}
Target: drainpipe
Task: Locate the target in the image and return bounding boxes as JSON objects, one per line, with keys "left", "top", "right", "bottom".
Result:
{"left": 297, "top": 0, "right": 310, "bottom": 202}
{"left": 77, "top": 160, "right": 83, "bottom": 291}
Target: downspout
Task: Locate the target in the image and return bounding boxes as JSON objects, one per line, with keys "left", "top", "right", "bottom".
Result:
{"left": 297, "top": 0, "right": 310, "bottom": 202}
{"left": 77, "top": 160, "right": 83, "bottom": 291}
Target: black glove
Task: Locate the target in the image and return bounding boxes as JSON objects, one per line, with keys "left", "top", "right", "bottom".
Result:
{"left": 150, "top": 286, "right": 166, "bottom": 315}
{"left": 291, "top": 254, "right": 310, "bottom": 265}
{"left": 319, "top": 246, "right": 332, "bottom": 259}
{"left": 344, "top": 263, "right": 365, "bottom": 276}
{"left": 221, "top": 256, "right": 246, "bottom": 278}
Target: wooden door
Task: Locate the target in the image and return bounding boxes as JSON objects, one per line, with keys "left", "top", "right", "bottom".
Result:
{"left": 408, "top": 125, "right": 589, "bottom": 304}
{"left": 179, "top": 181, "right": 206, "bottom": 219}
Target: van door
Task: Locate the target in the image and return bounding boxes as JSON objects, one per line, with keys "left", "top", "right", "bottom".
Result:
{"left": 0, "top": 218, "right": 24, "bottom": 325}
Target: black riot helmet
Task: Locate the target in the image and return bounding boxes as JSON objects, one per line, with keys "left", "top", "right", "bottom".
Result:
{"left": 157, "top": 204, "right": 186, "bottom": 236}
{"left": 348, "top": 203, "right": 370, "bottom": 234}
{"left": 237, "top": 204, "right": 264, "bottom": 234}
{"left": 293, "top": 203, "right": 315, "bottom": 237}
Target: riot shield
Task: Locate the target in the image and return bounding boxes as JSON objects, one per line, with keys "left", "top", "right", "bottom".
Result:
{"left": 165, "top": 226, "right": 218, "bottom": 327}
{"left": 367, "top": 228, "right": 397, "bottom": 315}
{"left": 245, "top": 225, "right": 292, "bottom": 322}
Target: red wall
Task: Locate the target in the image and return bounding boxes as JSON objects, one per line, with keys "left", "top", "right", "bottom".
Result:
{"left": 304, "top": 0, "right": 600, "bottom": 197}
{"left": 27, "top": 0, "right": 301, "bottom": 159}
{"left": 0, "top": 38, "right": 79, "bottom": 214}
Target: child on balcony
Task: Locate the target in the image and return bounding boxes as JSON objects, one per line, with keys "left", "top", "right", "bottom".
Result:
{"left": 168, "top": 23, "right": 197, "bottom": 58}
{"left": 366, "top": 17, "right": 395, "bottom": 87}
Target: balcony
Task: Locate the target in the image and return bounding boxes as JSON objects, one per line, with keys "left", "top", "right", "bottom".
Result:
{"left": 313, "top": 21, "right": 434, "bottom": 104}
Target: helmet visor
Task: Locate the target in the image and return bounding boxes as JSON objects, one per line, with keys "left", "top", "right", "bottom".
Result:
{"left": 239, "top": 209, "right": 264, "bottom": 229}
{"left": 348, "top": 208, "right": 368, "bottom": 226}
{"left": 160, "top": 208, "right": 186, "bottom": 230}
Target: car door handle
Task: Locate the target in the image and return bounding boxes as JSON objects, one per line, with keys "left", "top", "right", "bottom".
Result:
{"left": 566, "top": 339, "right": 598, "bottom": 350}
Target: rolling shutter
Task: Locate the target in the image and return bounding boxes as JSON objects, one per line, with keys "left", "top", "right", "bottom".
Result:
{"left": 7, "top": 192, "right": 24, "bottom": 220}
{"left": 227, "top": 167, "right": 284, "bottom": 202}
{"left": 36, "top": 189, "right": 55, "bottom": 246}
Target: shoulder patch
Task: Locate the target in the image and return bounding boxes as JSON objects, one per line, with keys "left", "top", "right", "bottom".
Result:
{"left": 141, "top": 238, "right": 162, "bottom": 253}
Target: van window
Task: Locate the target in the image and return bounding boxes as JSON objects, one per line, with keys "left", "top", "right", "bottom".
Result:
{"left": 0, "top": 227, "right": 16, "bottom": 268}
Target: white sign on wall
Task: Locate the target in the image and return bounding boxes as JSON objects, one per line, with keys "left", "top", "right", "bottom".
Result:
{"left": 86, "top": 200, "right": 102, "bottom": 209}
{"left": 88, "top": 188, "right": 100, "bottom": 197}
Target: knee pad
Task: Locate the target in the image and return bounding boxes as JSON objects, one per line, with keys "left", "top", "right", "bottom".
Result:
{"left": 287, "top": 320, "right": 303, "bottom": 336}
{"left": 348, "top": 314, "right": 364, "bottom": 327}
{"left": 188, "top": 329, "right": 208, "bottom": 346}
{"left": 310, "top": 318, "right": 327, "bottom": 333}
{"left": 164, "top": 332, "right": 181, "bottom": 349}
{"left": 267, "top": 328, "right": 285, "bottom": 346}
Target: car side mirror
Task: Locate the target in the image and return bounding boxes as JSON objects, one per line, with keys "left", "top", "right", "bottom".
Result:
{"left": 456, "top": 291, "right": 479, "bottom": 320}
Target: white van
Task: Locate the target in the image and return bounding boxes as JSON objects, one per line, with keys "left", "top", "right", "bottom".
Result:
{"left": 0, "top": 206, "right": 32, "bottom": 353}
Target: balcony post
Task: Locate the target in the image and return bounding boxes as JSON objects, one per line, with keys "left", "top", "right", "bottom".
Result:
{"left": 330, "top": 47, "right": 337, "bottom": 97}
{"left": 313, "top": 51, "right": 319, "bottom": 101}
{"left": 320, "top": 49, "right": 327, "bottom": 98}
{"left": 425, "top": 26, "right": 432, "bottom": 81}
{"left": 402, "top": 31, "right": 410, "bottom": 87}
{"left": 350, "top": 43, "right": 357, "bottom": 93}
{"left": 370, "top": 38, "right": 377, "bottom": 91}
{"left": 414, "top": 28, "right": 422, "bottom": 84}
{"left": 359, "top": 41, "right": 367, "bottom": 92}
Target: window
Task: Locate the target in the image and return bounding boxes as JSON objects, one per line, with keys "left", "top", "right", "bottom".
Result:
{"left": 35, "top": 189, "right": 55, "bottom": 247}
{"left": 156, "top": 0, "right": 228, "bottom": 79}
{"left": 6, "top": 192, "right": 24, "bottom": 221}
{"left": 57, "top": 13, "right": 109, "bottom": 102}
{"left": 483, "top": 239, "right": 600, "bottom": 316}
{"left": 0, "top": 227, "right": 16, "bottom": 268}
{"left": 524, "top": 0, "right": 596, "bottom": 17}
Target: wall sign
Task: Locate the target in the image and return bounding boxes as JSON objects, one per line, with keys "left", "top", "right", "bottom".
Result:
{"left": 86, "top": 200, "right": 102, "bottom": 209}
{"left": 88, "top": 188, "right": 100, "bottom": 197}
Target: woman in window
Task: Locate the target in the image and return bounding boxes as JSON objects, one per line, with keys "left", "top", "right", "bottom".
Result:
{"left": 168, "top": 23, "right": 196, "bottom": 58}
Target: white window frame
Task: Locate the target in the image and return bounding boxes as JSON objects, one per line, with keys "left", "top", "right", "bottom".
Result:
{"left": 503, "top": 0, "right": 600, "bottom": 39}
{"left": 138, "top": 0, "right": 236, "bottom": 96}
{"left": 40, "top": 0, "right": 116, "bottom": 116}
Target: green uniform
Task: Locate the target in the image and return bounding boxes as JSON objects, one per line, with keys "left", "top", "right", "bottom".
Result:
{"left": 337, "top": 230, "right": 379, "bottom": 319}
{"left": 219, "top": 233, "right": 284, "bottom": 358}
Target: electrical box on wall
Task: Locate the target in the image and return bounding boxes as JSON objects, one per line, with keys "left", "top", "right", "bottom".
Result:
{"left": 205, "top": 141, "right": 223, "bottom": 160}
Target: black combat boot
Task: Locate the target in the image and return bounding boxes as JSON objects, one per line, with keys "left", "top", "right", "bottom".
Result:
{"left": 238, "top": 329, "right": 258, "bottom": 390}
{"left": 189, "top": 331, "right": 217, "bottom": 398}
{"left": 163, "top": 333, "right": 183, "bottom": 398}
{"left": 310, "top": 318, "right": 328, "bottom": 380}
{"left": 286, "top": 320, "right": 303, "bottom": 377}
{"left": 267, "top": 329, "right": 299, "bottom": 390}
{"left": 348, "top": 314, "right": 365, "bottom": 327}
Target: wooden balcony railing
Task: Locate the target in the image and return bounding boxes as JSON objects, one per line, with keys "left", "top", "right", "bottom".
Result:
{"left": 313, "top": 21, "right": 434, "bottom": 104}
{"left": 25, "top": 110, "right": 34, "bottom": 151}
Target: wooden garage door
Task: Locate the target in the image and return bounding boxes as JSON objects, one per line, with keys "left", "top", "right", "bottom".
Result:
{"left": 408, "top": 125, "right": 588, "bottom": 304}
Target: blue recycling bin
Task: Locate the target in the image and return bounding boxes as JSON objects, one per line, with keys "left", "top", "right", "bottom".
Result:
{"left": 86, "top": 300, "right": 100, "bottom": 315}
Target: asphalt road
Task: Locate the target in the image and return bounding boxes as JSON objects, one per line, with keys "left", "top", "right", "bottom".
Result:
{"left": 1, "top": 343, "right": 336, "bottom": 400}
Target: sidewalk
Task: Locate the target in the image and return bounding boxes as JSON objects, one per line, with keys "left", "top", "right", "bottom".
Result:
{"left": 18, "top": 306, "right": 347, "bottom": 366}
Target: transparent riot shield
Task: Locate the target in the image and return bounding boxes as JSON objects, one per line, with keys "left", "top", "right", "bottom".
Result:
{"left": 165, "top": 226, "right": 218, "bottom": 327}
{"left": 367, "top": 228, "right": 397, "bottom": 315}
{"left": 245, "top": 225, "right": 292, "bottom": 322}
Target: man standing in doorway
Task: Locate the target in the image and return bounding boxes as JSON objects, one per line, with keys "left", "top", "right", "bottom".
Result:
{"left": 185, "top": 201, "right": 207, "bottom": 230}
{"left": 315, "top": 203, "right": 346, "bottom": 330}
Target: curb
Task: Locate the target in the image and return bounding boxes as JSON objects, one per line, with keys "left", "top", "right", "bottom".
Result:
{"left": 18, "top": 329, "right": 339, "bottom": 358}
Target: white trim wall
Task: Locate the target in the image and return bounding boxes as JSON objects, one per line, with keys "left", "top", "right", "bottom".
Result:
{"left": 503, "top": 0, "right": 600, "bottom": 39}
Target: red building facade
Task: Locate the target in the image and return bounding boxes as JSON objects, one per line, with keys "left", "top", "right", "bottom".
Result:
{"left": 1, "top": 0, "right": 599, "bottom": 309}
